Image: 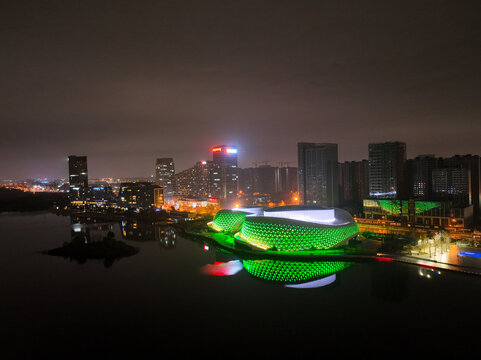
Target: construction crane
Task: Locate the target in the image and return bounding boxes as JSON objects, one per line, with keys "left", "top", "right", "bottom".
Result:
{"left": 252, "top": 160, "right": 271, "bottom": 167}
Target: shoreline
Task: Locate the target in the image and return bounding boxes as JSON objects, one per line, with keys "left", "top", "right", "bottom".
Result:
{"left": 182, "top": 228, "right": 481, "bottom": 276}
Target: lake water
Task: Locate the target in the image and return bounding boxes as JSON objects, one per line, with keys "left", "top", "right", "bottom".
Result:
{"left": 1, "top": 212, "right": 480, "bottom": 358}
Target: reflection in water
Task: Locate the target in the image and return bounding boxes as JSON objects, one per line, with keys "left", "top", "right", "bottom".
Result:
{"left": 158, "top": 227, "right": 176, "bottom": 250}
{"left": 120, "top": 220, "right": 177, "bottom": 250}
{"left": 243, "top": 259, "right": 351, "bottom": 288}
{"left": 417, "top": 266, "right": 442, "bottom": 279}
{"left": 71, "top": 218, "right": 115, "bottom": 243}
{"left": 45, "top": 220, "right": 138, "bottom": 268}
{"left": 285, "top": 275, "right": 337, "bottom": 289}
{"left": 201, "top": 260, "right": 244, "bottom": 276}
{"left": 201, "top": 257, "right": 351, "bottom": 288}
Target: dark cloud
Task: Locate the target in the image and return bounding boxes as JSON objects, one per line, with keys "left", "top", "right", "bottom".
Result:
{"left": 1, "top": 0, "right": 480, "bottom": 179}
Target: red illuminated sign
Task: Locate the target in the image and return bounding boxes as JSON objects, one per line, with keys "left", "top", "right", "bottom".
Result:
{"left": 212, "top": 147, "right": 222, "bottom": 152}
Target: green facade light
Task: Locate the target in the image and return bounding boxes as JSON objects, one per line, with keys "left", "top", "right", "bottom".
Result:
{"left": 243, "top": 259, "right": 351, "bottom": 283}
{"left": 413, "top": 201, "right": 441, "bottom": 214}
{"left": 237, "top": 216, "right": 359, "bottom": 251}
{"left": 209, "top": 206, "right": 359, "bottom": 252}
{"left": 366, "top": 199, "right": 441, "bottom": 216}
{"left": 208, "top": 210, "right": 247, "bottom": 233}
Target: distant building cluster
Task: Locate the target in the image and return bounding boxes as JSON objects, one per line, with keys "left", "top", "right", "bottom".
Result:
{"left": 295, "top": 141, "right": 479, "bottom": 229}
{"left": 161, "top": 145, "right": 298, "bottom": 208}
{"left": 68, "top": 155, "right": 163, "bottom": 211}
{"left": 66, "top": 140, "right": 481, "bottom": 228}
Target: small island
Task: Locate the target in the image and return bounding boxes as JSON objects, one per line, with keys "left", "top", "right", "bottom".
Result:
{"left": 45, "top": 231, "right": 139, "bottom": 267}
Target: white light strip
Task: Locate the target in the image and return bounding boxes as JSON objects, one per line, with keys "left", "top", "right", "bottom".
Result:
{"left": 232, "top": 207, "right": 264, "bottom": 216}
{"left": 264, "top": 209, "right": 336, "bottom": 224}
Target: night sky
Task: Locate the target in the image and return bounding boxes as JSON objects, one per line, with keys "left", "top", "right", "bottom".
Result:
{"left": 1, "top": 0, "right": 480, "bottom": 179}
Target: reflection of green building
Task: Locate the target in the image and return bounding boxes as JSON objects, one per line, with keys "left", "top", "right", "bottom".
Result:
{"left": 363, "top": 199, "right": 473, "bottom": 228}
{"left": 243, "top": 259, "right": 351, "bottom": 284}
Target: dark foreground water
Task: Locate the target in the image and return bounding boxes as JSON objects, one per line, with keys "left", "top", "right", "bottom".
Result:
{"left": 1, "top": 212, "right": 480, "bottom": 358}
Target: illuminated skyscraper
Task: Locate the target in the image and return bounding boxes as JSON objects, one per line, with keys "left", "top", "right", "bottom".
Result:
{"left": 298, "top": 143, "right": 339, "bottom": 206}
{"left": 68, "top": 155, "right": 88, "bottom": 199}
{"left": 173, "top": 160, "right": 214, "bottom": 199}
{"left": 155, "top": 157, "right": 175, "bottom": 201}
{"left": 212, "top": 145, "right": 238, "bottom": 202}
{"left": 368, "top": 142, "right": 406, "bottom": 199}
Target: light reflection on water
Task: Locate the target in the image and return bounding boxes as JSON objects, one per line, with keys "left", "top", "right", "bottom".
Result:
{"left": 1, "top": 212, "right": 480, "bottom": 358}
{"left": 200, "top": 259, "right": 349, "bottom": 289}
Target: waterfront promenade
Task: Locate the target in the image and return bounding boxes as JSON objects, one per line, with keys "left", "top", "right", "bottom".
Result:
{"left": 391, "top": 244, "right": 481, "bottom": 276}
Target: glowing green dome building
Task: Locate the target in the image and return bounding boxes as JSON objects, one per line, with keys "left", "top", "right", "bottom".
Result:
{"left": 208, "top": 205, "right": 359, "bottom": 252}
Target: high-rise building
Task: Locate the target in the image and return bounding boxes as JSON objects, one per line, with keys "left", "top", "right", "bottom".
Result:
{"left": 212, "top": 145, "right": 238, "bottom": 202}
{"left": 238, "top": 165, "right": 298, "bottom": 195}
{"left": 432, "top": 168, "right": 471, "bottom": 206}
{"left": 298, "top": 143, "right": 339, "bottom": 206}
{"left": 174, "top": 160, "right": 215, "bottom": 199}
{"left": 368, "top": 142, "right": 406, "bottom": 199}
{"left": 173, "top": 167, "right": 194, "bottom": 197}
{"left": 407, "top": 154, "right": 438, "bottom": 200}
{"left": 194, "top": 160, "right": 215, "bottom": 198}
{"left": 68, "top": 155, "right": 88, "bottom": 199}
{"left": 440, "top": 154, "right": 480, "bottom": 220}
{"left": 339, "top": 160, "right": 369, "bottom": 208}
{"left": 155, "top": 158, "right": 175, "bottom": 201}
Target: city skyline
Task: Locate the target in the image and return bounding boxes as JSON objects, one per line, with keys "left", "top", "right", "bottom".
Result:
{"left": 1, "top": 1, "right": 480, "bottom": 179}
{"left": 1, "top": 3, "right": 480, "bottom": 358}
{"left": 3, "top": 139, "right": 481, "bottom": 182}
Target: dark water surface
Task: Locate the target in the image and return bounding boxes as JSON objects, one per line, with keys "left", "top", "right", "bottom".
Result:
{"left": 1, "top": 212, "right": 480, "bottom": 358}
